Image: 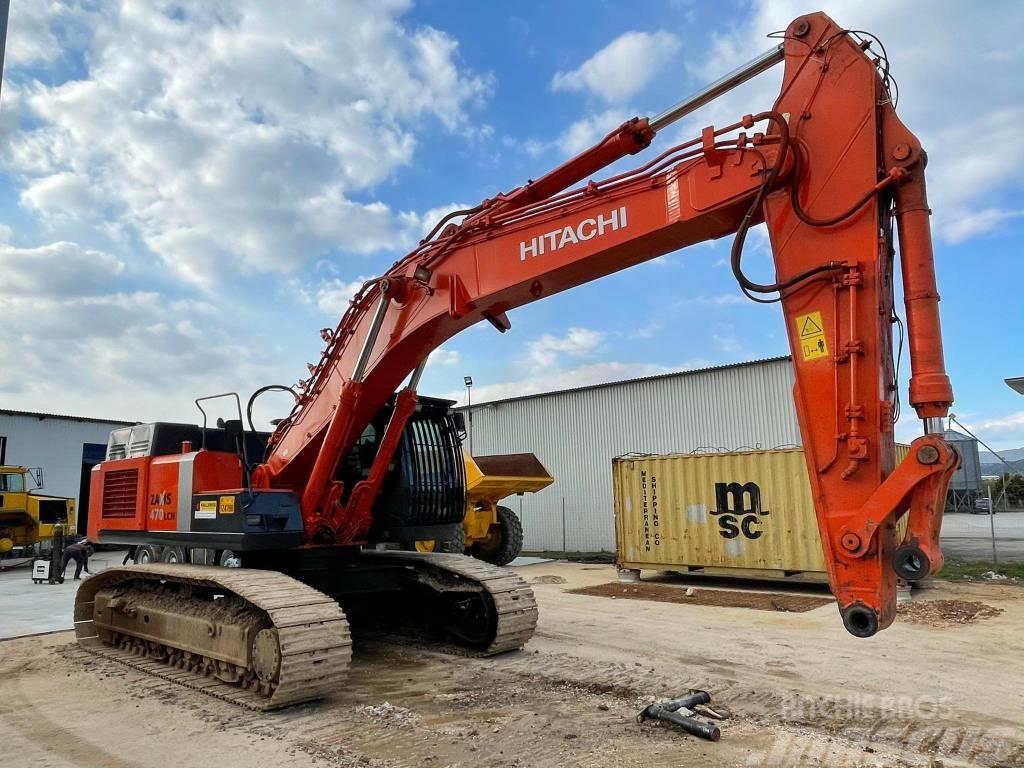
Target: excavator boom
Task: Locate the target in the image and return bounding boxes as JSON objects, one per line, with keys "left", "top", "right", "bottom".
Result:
{"left": 253, "top": 12, "right": 956, "bottom": 637}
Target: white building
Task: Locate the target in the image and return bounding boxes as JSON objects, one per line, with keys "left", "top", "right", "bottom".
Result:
{"left": 0, "top": 409, "right": 135, "bottom": 534}
{"left": 456, "top": 357, "right": 799, "bottom": 553}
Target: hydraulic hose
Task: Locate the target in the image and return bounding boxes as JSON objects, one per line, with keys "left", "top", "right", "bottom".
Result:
{"left": 246, "top": 385, "right": 299, "bottom": 433}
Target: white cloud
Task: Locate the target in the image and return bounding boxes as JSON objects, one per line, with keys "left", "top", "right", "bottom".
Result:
{"left": 3, "top": 2, "right": 492, "bottom": 287}
{"left": 627, "top": 321, "right": 662, "bottom": 340}
{"left": 428, "top": 348, "right": 462, "bottom": 367}
{"left": 0, "top": 241, "right": 124, "bottom": 297}
{"left": 5, "top": 2, "right": 91, "bottom": 67}
{"left": 0, "top": 3, "right": 495, "bottom": 422}
{"left": 526, "top": 327, "right": 604, "bottom": 367}
{"left": 403, "top": 202, "right": 474, "bottom": 240}
{"left": 712, "top": 333, "right": 740, "bottom": 353}
{"left": 505, "top": 108, "right": 629, "bottom": 159}
{"left": 315, "top": 276, "right": 371, "bottom": 316}
{"left": 0, "top": 240, "right": 282, "bottom": 420}
{"left": 551, "top": 31, "right": 680, "bottom": 103}
{"left": 555, "top": 108, "right": 629, "bottom": 156}
{"left": 20, "top": 171, "right": 100, "bottom": 219}
{"left": 968, "top": 412, "right": 1024, "bottom": 438}
{"left": 679, "top": 293, "right": 747, "bottom": 307}
{"left": 940, "top": 208, "right": 1024, "bottom": 245}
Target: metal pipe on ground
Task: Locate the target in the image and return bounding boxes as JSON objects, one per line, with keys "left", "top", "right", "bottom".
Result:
{"left": 638, "top": 690, "right": 722, "bottom": 741}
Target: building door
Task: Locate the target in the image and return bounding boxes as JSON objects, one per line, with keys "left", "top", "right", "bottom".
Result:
{"left": 78, "top": 443, "right": 107, "bottom": 535}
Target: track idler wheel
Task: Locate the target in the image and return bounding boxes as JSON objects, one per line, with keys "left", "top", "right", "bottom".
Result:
{"left": 444, "top": 591, "right": 496, "bottom": 648}
{"left": 251, "top": 628, "right": 281, "bottom": 686}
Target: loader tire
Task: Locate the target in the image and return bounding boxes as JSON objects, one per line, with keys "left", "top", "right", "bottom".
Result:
{"left": 412, "top": 525, "right": 465, "bottom": 554}
{"left": 473, "top": 506, "right": 523, "bottom": 566}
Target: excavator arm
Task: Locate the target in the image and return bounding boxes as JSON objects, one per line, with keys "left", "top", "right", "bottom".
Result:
{"left": 252, "top": 12, "right": 957, "bottom": 637}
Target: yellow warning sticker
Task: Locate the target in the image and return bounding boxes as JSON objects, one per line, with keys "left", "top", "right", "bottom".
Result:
{"left": 796, "top": 311, "right": 829, "bottom": 361}
{"left": 196, "top": 499, "right": 217, "bottom": 520}
{"left": 219, "top": 495, "right": 235, "bottom": 514}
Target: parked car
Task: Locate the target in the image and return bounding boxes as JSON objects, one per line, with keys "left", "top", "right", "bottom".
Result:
{"left": 973, "top": 497, "right": 994, "bottom": 514}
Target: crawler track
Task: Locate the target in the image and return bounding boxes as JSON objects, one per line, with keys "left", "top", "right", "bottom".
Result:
{"left": 72, "top": 554, "right": 536, "bottom": 711}
{"left": 358, "top": 550, "right": 538, "bottom": 655}
{"left": 74, "top": 564, "right": 352, "bottom": 711}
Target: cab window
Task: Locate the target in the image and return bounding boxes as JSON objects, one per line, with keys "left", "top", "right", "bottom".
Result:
{"left": 0, "top": 473, "right": 25, "bottom": 492}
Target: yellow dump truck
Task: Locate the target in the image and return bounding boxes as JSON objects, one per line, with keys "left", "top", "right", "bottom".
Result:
{"left": 417, "top": 452, "right": 553, "bottom": 565}
{"left": 0, "top": 465, "right": 75, "bottom": 555}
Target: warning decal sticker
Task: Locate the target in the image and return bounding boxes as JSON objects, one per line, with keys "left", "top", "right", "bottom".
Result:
{"left": 195, "top": 499, "right": 217, "bottom": 520}
{"left": 796, "top": 311, "right": 829, "bottom": 361}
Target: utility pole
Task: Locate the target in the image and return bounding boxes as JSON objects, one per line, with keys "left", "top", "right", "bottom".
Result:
{"left": 463, "top": 375, "right": 473, "bottom": 455}
{"left": 988, "top": 485, "right": 998, "bottom": 566}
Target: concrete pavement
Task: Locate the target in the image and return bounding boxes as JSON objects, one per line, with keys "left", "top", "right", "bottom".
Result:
{"left": 0, "top": 551, "right": 548, "bottom": 640}
{"left": 941, "top": 511, "right": 1024, "bottom": 562}
{"left": 0, "top": 549, "right": 126, "bottom": 639}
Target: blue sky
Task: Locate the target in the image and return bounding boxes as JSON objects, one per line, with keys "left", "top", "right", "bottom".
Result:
{"left": 1, "top": 1, "right": 1022, "bottom": 450}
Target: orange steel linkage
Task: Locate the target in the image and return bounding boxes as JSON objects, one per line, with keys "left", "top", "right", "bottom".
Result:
{"left": 249, "top": 12, "right": 956, "bottom": 637}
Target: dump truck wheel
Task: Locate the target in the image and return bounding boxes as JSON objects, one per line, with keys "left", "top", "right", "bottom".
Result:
{"left": 412, "top": 526, "right": 464, "bottom": 554}
{"left": 439, "top": 525, "right": 466, "bottom": 554}
{"left": 160, "top": 546, "right": 187, "bottom": 564}
{"left": 134, "top": 545, "right": 160, "bottom": 564}
{"left": 218, "top": 549, "right": 240, "bottom": 567}
{"left": 473, "top": 506, "right": 523, "bottom": 566}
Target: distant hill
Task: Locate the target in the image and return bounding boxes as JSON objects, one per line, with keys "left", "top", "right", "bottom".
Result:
{"left": 980, "top": 453, "right": 1024, "bottom": 476}
{"left": 979, "top": 446, "right": 1024, "bottom": 464}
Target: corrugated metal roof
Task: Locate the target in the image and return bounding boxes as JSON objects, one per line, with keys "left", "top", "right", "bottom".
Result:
{"left": 0, "top": 408, "right": 136, "bottom": 426}
{"left": 459, "top": 355, "right": 792, "bottom": 409}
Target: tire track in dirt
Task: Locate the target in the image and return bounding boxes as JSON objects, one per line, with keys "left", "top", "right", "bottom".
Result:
{"left": 466, "top": 646, "right": 1024, "bottom": 767}
{"left": 0, "top": 656, "right": 140, "bottom": 768}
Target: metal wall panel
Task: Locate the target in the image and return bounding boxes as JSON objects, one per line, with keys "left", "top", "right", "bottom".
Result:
{"left": 458, "top": 358, "right": 800, "bottom": 552}
{"left": 0, "top": 413, "right": 129, "bottom": 513}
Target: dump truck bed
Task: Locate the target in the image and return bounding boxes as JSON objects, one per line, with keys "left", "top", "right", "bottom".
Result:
{"left": 465, "top": 453, "right": 554, "bottom": 502}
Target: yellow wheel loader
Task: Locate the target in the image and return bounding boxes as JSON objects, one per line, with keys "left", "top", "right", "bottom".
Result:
{"left": 0, "top": 465, "right": 75, "bottom": 555}
{"left": 416, "top": 452, "right": 553, "bottom": 565}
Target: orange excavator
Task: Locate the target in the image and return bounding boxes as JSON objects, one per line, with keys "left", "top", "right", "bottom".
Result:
{"left": 77, "top": 12, "right": 957, "bottom": 708}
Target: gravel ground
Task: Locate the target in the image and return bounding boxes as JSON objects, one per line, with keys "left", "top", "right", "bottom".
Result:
{"left": 2, "top": 561, "right": 1022, "bottom": 767}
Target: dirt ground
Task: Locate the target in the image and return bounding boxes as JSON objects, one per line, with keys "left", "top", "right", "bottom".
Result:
{"left": 2, "top": 561, "right": 1023, "bottom": 768}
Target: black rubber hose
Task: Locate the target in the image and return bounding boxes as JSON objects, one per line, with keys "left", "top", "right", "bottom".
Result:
{"left": 730, "top": 111, "right": 845, "bottom": 298}
{"left": 246, "top": 385, "right": 299, "bottom": 433}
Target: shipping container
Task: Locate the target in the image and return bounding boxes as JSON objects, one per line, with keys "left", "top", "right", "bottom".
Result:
{"left": 612, "top": 445, "right": 910, "bottom": 581}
